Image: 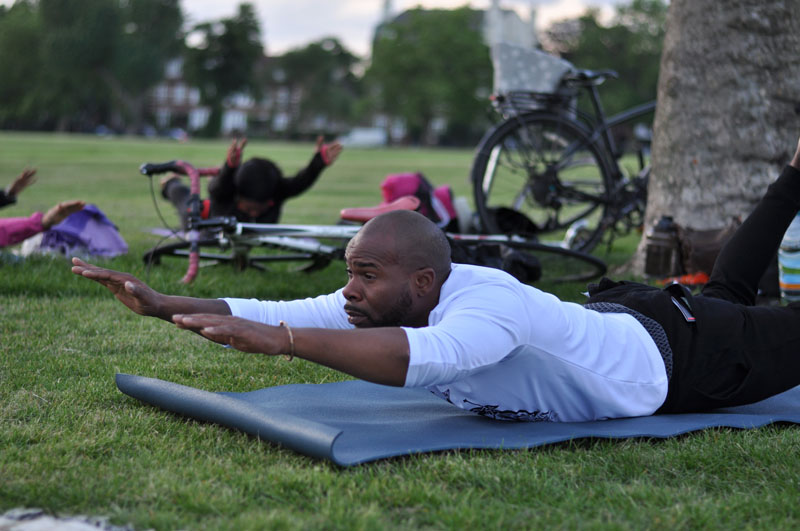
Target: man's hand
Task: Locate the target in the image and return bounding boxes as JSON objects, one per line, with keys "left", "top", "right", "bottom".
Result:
{"left": 71, "top": 257, "right": 165, "bottom": 318}
{"left": 316, "top": 136, "right": 343, "bottom": 166}
{"left": 172, "top": 313, "right": 289, "bottom": 355}
{"left": 42, "top": 200, "right": 85, "bottom": 229}
{"left": 6, "top": 168, "right": 37, "bottom": 198}
{"left": 226, "top": 137, "right": 247, "bottom": 167}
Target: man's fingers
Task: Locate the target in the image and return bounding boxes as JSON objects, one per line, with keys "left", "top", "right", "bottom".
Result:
{"left": 74, "top": 265, "right": 127, "bottom": 287}
{"left": 197, "top": 326, "right": 226, "bottom": 342}
{"left": 174, "top": 313, "right": 226, "bottom": 326}
{"left": 71, "top": 257, "right": 102, "bottom": 275}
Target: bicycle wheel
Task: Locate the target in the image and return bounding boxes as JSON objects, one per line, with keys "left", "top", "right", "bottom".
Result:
{"left": 142, "top": 237, "right": 332, "bottom": 273}
{"left": 472, "top": 112, "right": 613, "bottom": 252}
{"left": 450, "top": 237, "right": 606, "bottom": 285}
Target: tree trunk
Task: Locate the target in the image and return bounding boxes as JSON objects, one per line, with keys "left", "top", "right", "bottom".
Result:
{"left": 630, "top": 0, "right": 800, "bottom": 275}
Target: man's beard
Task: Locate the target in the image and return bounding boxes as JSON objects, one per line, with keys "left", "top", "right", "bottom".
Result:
{"left": 349, "top": 285, "right": 414, "bottom": 328}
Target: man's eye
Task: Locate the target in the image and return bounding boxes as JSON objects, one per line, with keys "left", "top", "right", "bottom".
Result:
{"left": 364, "top": 273, "right": 376, "bottom": 280}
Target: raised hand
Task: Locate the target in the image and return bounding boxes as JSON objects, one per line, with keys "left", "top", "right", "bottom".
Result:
{"left": 172, "top": 313, "right": 290, "bottom": 355}
{"left": 316, "top": 135, "right": 343, "bottom": 166}
{"left": 226, "top": 137, "right": 248, "bottom": 167}
{"left": 41, "top": 200, "right": 86, "bottom": 229}
{"left": 71, "top": 257, "right": 165, "bottom": 318}
{"left": 6, "top": 168, "right": 37, "bottom": 198}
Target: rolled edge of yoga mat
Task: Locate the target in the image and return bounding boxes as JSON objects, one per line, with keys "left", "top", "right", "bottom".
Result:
{"left": 115, "top": 373, "right": 343, "bottom": 462}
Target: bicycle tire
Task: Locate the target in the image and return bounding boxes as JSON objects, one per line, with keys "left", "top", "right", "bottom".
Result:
{"left": 471, "top": 111, "right": 614, "bottom": 253}
{"left": 142, "top": 237, "right": 333, "bottom": 273}
{"left": 450, "top": 237, "right": 607, "bottom": 284}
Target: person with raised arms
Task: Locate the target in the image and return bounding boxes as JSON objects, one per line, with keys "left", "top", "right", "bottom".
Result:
{"left": 72, "top": 134, "right": 800, "bottom": 422}
{"left": 0, "top": 167, "right": 85, "bottom": 248}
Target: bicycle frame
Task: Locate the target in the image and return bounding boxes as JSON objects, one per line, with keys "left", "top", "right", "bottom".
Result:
{"left": 574, "top": 82, "right": 655, "bottom": 180}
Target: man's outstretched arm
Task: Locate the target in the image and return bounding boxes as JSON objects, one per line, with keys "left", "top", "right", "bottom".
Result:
{"left": 71, "top": 258, "right": 230, "bottom": 321}
{"left": 173, "top": 313, "right": 410, "bottom": 386}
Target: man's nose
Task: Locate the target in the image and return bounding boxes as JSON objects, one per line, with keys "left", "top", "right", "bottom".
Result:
{"left": 342, "top": 277, "right": 361, "bottom": 301}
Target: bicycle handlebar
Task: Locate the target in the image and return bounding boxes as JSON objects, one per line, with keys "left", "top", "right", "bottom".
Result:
{"left": 140, "top": 161, "right": 220, "bottom": 178}
{"left": 140, "top": 161, "right": 182, "bottom": 176}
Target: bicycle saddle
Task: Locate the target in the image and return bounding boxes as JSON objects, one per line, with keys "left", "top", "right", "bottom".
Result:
{"left": 566, "top": 69, "right": 618, "bottom": 85}
{"left": 339, "top": 196, "right": 421, "bottom": 223}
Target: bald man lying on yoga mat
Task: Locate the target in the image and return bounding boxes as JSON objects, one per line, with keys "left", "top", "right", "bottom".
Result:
{"left": 72, "top": 135, "right": 800, "bottom": 422}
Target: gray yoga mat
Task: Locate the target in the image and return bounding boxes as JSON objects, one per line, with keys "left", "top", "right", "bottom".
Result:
{"left": 115, "top": 373, "right": 800, "bottom": 466}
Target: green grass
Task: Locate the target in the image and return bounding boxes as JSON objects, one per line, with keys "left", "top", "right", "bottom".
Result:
{"left": 2, "top": 132, "right": 798, "bottom": 530}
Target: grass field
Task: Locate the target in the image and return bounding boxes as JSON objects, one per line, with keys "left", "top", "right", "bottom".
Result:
{"left": 2, "top": 132, "right": 799, "bottom": 529}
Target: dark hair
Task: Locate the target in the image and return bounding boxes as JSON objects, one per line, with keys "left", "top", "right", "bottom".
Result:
{"left": 234, "top": 157, "right": 282, "bottom": 202}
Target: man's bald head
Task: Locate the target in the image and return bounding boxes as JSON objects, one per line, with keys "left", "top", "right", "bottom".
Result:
{"left": 349, "top": 210, "right": 451, "bottom": 280}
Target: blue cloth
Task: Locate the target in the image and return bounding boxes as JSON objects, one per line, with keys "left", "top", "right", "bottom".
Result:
{"left": 40, "top": 204, "right": 127, "bottom": 257}
{"left": 115, "top": 373, "right": 800, "bottom": 466}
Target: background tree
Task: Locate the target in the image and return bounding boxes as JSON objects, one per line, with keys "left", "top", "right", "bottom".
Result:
{"left": 0, "top": 0, "right": 182, "bottom": 132}
{"left": 105, "top": 0, "right": 183, "bottom": 133}
{"left": 366, "top": 7, "right": 492, "bottom": 145}
{"left": 36, "top": 0, "right": 121, "bottom": 131}
{"left": 272, "top": 37, "right": 362, "bottom": 138}
{"left": 183, "top": 2, "right": 263, "bottom": 137}
{"left": 0, "top": 1, "right": 42, "bottom": 128}
{"left": 632, "top": 0, "right": 800, "bottom": 273}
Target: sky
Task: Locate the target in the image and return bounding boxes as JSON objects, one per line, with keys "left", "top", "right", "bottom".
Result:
{"left": 181, "top": 0, "right": 624, "bottom": 57}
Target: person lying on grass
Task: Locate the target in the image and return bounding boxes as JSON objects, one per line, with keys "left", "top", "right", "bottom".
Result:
{"left": 161, "top": 136, "right": 343, "bottom": 230}
{"left": 72, "top": 134, "right": 800, "bottom": 422}
{"left": 0, "top": 167, "right": 86, "bottom": 247}
{"left": 1, "top": 200, "right": 86, "bottom": 248}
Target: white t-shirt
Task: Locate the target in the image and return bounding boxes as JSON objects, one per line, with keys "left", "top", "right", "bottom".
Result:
{"left": 223, "top": 263, "right": 668, "bottom": 422}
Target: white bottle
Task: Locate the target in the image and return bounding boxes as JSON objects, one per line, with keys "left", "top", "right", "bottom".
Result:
{"left": 778, "top": 212, "right": 800, "bottom": 302}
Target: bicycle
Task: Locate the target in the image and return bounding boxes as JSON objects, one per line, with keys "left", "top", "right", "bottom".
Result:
{"left": 138, "top": 160, "right": 607, "bottom": 285}
{"left": 472, "top": 47, "right": 655, "bottom": 253}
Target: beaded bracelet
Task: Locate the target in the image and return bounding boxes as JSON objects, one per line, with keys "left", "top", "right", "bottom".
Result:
{"left": 279, "top": 320, "right": 295, "bottom": 361}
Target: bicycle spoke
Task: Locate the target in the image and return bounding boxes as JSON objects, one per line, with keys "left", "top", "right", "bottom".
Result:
{"left": 472, "top": 113, "right": 612, "bottom": 251}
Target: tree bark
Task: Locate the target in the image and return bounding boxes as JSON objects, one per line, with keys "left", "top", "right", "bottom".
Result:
{"left": 631, "top": 0, "right": 800, "bottom": 275}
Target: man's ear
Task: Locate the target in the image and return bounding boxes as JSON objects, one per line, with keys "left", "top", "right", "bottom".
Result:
{"left": 413, "top": 267, "right": 436, "bottom": 297}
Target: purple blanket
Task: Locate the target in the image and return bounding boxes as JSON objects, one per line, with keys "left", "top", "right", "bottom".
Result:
{"left": 40, "top": 204, "right": 127, "bottom": 257}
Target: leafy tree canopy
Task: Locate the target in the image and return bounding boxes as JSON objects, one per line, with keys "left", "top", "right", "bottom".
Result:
{"left": 271, "top": 37, "right": 363, "bottom": 132}
{"left": 184, "top": 2, "right": 263, "bottom": 104}
{"left": 366, "top": 7, "right": 492, "bottom": 144}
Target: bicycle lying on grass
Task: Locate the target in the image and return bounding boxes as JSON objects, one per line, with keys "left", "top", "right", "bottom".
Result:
{"left": 139, "top": 159, "right": 606, "bottom": 285}
{"left": 472, "top": 46, "right": 655, "bottom": 253}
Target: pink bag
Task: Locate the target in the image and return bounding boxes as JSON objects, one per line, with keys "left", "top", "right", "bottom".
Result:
{"left": 380, "top": 172, "right": 456, "bottom": 228}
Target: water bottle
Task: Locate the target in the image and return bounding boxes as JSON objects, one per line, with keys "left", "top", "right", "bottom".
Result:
{"left": 644, "top": 215, "right": 681, "bottom": 278}
{"left": 779, "top": 212, "right": 800, "bottom": 303}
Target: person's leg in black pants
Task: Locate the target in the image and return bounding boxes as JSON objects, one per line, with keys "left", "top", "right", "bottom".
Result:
{"left": 161, "top": 176, "right": 190, "bottom": 231}
{"left": 687, "top": 152, "right": 800, "bottom": 409}
{"left": 701, "top": 164, "right": 800, "bottom": 305}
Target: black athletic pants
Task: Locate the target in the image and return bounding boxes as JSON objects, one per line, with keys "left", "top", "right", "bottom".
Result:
{"left": 162, "top": 178, "right": 191, "bottom": 231}
{"left": 657, "top": 164, "right": 800, "bottom": 412}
